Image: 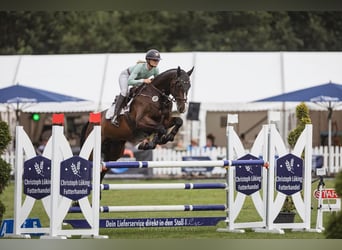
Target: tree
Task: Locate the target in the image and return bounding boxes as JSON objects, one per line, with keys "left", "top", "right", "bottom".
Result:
{"left": 287, "top": 102, "right": 312, "bottom": 148}
{"left": 324, "top": 170, "right": 342, "bottom": 238}
{"left": 0, "top": 121, "right": 12, "bottom": 224}
{"left": 1, "top": 11, "right": 342, "bottom": 54}
{"left": 282, "top": 103, "right": 311, "bottom": 214}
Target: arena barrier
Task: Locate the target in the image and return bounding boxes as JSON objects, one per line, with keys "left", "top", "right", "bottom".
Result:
{"left": 9, "top": 113, "right": 320, "bottom": 238}
{"left": 10, "top": 113, "right": 106, "bottom": 239}
{"left": 219, "top": 121, "right": 317, "bottom": 234}
{"left": 65, "top": 158, "right": 267, "bottom": 230}
{"left": 64, "top": 114, "right": 316, "bottom": 234}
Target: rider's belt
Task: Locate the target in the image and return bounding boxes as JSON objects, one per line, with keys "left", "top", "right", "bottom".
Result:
{"left": 127, "top": 68, "right": 130, "bottom": 75}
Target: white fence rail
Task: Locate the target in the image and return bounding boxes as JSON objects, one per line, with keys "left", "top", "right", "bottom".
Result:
{"left": 2, "top": 146, "right": 342, "bottom": 176}
{"left": 313, "top": 146, "right": 342, "bottom": 174}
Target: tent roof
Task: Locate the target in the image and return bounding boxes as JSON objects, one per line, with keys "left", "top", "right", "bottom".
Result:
{"left": 255, "top": 82, "right": 342, "bottom": 102}
{"left": 0, "top": 84, "right": 88, "bottom": 103}
{"left": 0, "top": 84, "right": 95, "bottom": 113}
{"left": 201, "top": 101, "right": 342, "bottom": 112}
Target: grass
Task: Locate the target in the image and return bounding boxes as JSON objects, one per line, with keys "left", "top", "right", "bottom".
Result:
{"left": 0, "top": 177, "right": 338, "bottom": 239}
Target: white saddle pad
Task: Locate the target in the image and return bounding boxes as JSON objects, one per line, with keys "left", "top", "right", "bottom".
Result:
{"left": 105, "top": 100, "right": 132, "bottom": 120}
{"left": 105, "top": 104, "right": 115, "bottom": 119}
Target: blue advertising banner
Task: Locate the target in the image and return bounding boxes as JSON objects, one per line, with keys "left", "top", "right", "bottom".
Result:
{"left": 235, "top": 154, "right": 262, "bottom": 195}
{"left": 0, "top": 218, "right": 42, "bottom": 237}
{"left": 23, "top": 155, "right": 51, "bottom": 200}
{"left": 275, "top": 153, "right": 303, "bottom": 196}
{"left": 60, "top": 156, "right": 92, "bottom": 201}
{"left": 64, "top": 217, "right": 226, "bottom": 229}
{"left": 181, "top": 156, "right": 213, "bottom": 174}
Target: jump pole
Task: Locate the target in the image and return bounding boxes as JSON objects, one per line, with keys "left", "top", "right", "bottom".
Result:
{"left": 69, "top": 204, "right": 227, "bottom": 213}
{"left": 101, "top": 183, "right": 227, "bottom": 190}
{"left": 102, "top": 159, "right": 266, "bottom": 169}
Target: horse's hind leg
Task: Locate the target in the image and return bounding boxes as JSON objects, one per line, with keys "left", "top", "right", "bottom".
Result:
{"left": 99, "top": 139, "right": 125, "bottom": 200}
{"left": 102, "top": 139, "right": 125, "bottom": 180}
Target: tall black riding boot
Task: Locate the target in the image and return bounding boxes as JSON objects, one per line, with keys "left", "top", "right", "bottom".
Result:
{"left": 111, "top": 94, "right": 125, "bottom": 127}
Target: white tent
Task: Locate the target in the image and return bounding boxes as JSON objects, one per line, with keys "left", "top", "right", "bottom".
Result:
{"left": 1, "top": 52, "right": 342, "bottom": 145}
{"left": 2, "top": 52, "right": 342, "bottom": 105}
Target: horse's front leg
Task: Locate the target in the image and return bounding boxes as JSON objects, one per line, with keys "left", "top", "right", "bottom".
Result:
{"left": 160, "top": 117, "right": 183, "bottom": 144}
{"left": 138, "top": 126, "right": 166, "bottom": 150}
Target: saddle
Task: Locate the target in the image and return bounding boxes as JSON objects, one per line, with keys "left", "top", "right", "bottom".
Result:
{"left": 105, "top": 86, "right": 142, "bottom": 120}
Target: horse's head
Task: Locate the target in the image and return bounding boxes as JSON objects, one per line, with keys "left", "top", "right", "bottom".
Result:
{"left": 170, "top": 66, "right": 194, "bottom": 113}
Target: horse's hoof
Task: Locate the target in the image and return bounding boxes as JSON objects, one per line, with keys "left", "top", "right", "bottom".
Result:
{"left": 138, "top": 142, "right": 148, "bottom": 150}
{"left": 147, "top": 142, "right": 155, "bottom": 149}
{"left": 161, "top": 134, "right": 174, "bottom": 144}
{"left": 167, "top": 135, "right": 175, "bottom": 141}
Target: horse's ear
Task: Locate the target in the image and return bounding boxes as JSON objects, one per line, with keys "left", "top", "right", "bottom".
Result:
{"left": 177, "top": 66, "right": 181, "bottom": 76}
{"left": 187, "top": 66, "right": 194, "bottom": 76}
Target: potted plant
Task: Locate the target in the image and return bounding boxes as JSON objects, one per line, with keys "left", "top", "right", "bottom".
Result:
{"left": 274, "top": 195, "right": 296, "bottom": 223}
{"left": 274, "top": 102, "right": 312, "bottom": 223}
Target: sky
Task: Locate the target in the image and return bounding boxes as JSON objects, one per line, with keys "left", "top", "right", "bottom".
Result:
{"left": 1, "top": 52, "right": 342, "bottom": 111}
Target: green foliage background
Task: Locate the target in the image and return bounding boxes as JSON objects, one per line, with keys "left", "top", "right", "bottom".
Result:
{"left": 1, "top": 11, "right": 342, "bottom": 54}
{"left": 325, "top": 170, "right": 342, "bottom": 238}
{"left": 0, "top": 121, "right": 12, "bottom": 224}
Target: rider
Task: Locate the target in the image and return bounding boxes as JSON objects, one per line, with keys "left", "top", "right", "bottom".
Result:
{"left": 111, "top": 49, "right": 162, "bottom": 126}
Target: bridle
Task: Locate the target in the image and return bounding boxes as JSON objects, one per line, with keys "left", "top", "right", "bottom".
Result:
{"left": 141, "top": 74, "right": 189, "bottom": 105}
{"left": 134, "top": 69, "right": 190, "bottom": 109}
{"left": 169, "top": 74, "right": 190, "bottom": 104}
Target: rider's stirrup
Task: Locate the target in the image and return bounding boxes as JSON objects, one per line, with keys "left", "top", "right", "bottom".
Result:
{"left": 111, "top": 115, "right": 119, "bottom": 127}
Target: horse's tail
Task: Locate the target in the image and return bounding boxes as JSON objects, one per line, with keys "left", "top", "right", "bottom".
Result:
{"left": 80, "top": 121, "right": 90, "bottom": 147}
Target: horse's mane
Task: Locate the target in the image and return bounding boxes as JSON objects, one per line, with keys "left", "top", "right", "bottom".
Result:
{"left": 153, "top": 68, "right": 178, "bottom": 81}
{"left": 130, "top": 68, "right": 180, "bottom": 95}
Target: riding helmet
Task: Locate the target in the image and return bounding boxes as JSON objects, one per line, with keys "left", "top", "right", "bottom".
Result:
{"left": 145, "top": 49, "right": 161, "bottom": 61}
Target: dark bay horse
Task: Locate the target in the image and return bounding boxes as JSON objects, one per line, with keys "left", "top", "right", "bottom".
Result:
{"left": 80, "top": 66, "right": 194, "bottom": 180}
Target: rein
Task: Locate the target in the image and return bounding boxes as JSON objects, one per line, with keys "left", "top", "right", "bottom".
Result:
{"left": 150, "top": 77, "right": 188, "bottom": 103}
{"left": 138, "top": 83, "right": 177, "bottom": 103}
{"left": 148, "top": 83, "right": 173, "bottom": 102}
{"left": 132, "top": 70, "right": 189, "bottom": 105}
